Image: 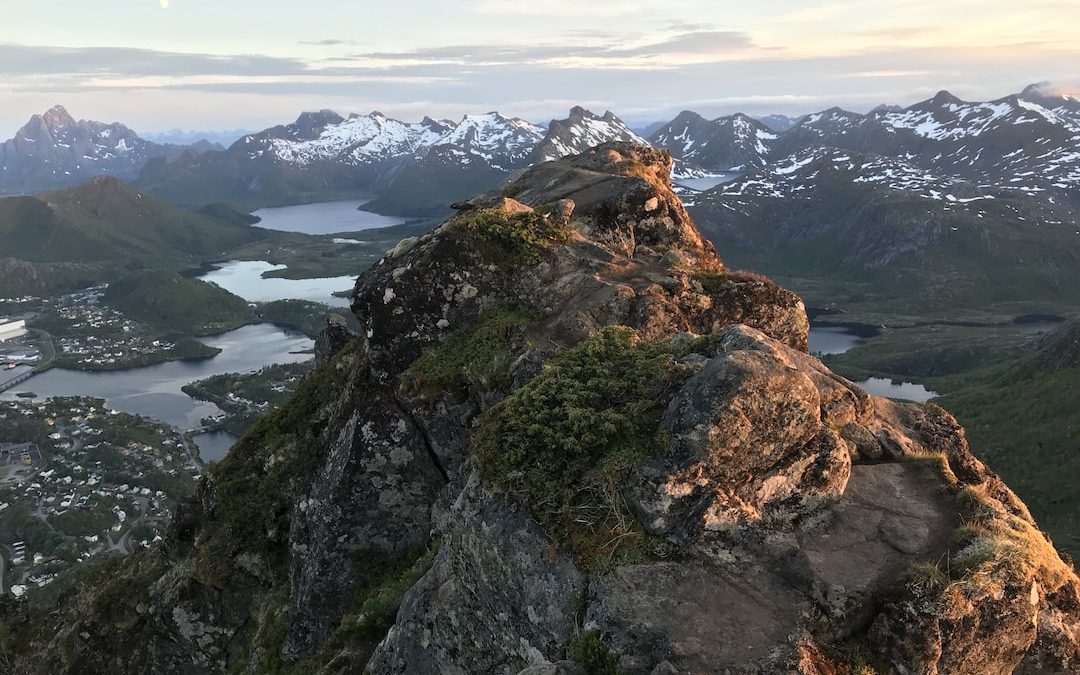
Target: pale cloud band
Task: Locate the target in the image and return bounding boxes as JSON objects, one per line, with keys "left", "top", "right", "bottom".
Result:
{"left": 0, "top": 0, "right": 1075, "bottom": 133}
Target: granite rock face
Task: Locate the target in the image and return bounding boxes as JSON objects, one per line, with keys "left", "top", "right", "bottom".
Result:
{"left": 3, "top": 143, "right": 1077, "bottom": 675}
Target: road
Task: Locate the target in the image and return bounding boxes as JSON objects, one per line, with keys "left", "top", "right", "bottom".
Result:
{"left": 30, "top": 328, "right": 55, "bottom": 370}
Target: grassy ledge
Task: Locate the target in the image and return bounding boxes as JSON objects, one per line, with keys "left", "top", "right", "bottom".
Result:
{"left": 447, "top": 206, "right": 573, "bottom": 265}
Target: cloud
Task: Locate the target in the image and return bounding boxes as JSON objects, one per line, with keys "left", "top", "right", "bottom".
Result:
{"left": 340, "top": 29, "right": 754, "bottom": 69}
{"left": 298, "top": 39, "right": 359, "bottom": 47}
{"left": 0, "top": 43, "right": 309, "bottom": 78}
{"left": 472, "top": 0, "right": 652, "bottom": 17}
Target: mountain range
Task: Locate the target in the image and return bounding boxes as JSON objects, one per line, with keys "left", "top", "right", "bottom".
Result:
{"left": 671, "top": 84, "right": 1080, "bottom": 312}
{"left": 0, "top": 106, "right": 220, "bottom": 196}
{"left": 3, "top": 84, "right": 1078, "bottom": 311}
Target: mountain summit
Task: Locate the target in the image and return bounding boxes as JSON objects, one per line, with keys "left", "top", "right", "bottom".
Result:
{"left": 5, "top": 143, "right": 1077, "bottom": 674}
{"left": 0, "top": 106, "right": 218, "bottom": 196}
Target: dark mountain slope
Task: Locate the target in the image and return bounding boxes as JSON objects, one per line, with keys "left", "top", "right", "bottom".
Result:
{"left": 0, "top": 177, "right": 264, "bottom": 264}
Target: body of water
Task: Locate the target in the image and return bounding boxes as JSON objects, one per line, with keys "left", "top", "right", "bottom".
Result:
{"left": 0, "top": 324, "right": 314, "bottom": 430}
{"left": 673, "top": 174, "right": 740, "bottom": 192}
{"left": 808, "top": 326, "right": 864, "bottom": 355}
{"left": 858, "top": 377, "right": 938, "bottom": 403}
{"left": 251, "top": 199, "right": 413, "bottom": 235}
{"left": 192, "top": 430, "right": 240, "bottom": 464}
{"left": 198, "top": 260, "right": 353, "bottom": 308}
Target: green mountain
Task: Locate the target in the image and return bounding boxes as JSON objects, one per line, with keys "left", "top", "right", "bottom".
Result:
{"left": 103, "top": 270, "right": 256, "bottom": 336}
{"left": 0, "top": 177, "right": 263, "bottom": 265}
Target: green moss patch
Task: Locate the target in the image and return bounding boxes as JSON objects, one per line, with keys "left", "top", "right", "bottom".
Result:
{"left": 448, "top": 206, "right": 573, "bottom": 265}
{"left": 472, "top": 327, "right": 694, "bottom": 566}
{"left": 403, "top": 307, "right": 536, "bottom": 398}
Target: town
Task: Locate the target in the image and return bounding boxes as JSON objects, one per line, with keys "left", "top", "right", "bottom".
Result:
{"left": 0, "top": 397, "right": 200, "bottom": 599}
{"left": 1, "top": 287, "right": 216, "bottom": 372}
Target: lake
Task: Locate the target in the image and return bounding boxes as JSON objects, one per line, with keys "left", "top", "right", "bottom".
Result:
{"left": 858, "top": 377, "right": 938, "bottom": 403}
{"left": 251, "top": 199, "right": 413, "bottom": 235}
{"left": 192, "top": 430, "right": 240, "bottom": 464}
{"left": 808, "top": 326, "right": 864, "bottom": 355}
{"left": 198, "top": 260, "right": 353, "bottom": 308}
{"left": 0, "top": 324, "right": 314, "bottom": 430}
{"left": 673, "top": 174, "right": 740, "bottom": 192}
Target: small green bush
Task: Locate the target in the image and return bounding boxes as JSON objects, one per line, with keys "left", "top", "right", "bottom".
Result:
{"left": 570, "top": 631, "right": 620, "bottom": 675}
{"left": 692, "top": 271, "right": 730, "bottom": 294}
{"left": 472, "top": 327, "right": 691, "bottom": 565}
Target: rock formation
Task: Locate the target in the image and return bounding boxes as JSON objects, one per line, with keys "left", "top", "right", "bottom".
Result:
{"left": 1, "top": 143, "right": 1077, "bottom": 674}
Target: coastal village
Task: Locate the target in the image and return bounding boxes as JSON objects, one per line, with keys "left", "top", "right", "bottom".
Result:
{"left": 0, "top": 291, "right": 319, "bottom": 599}
{"left": 0, "top": 397, "right": 200, "bottom": 598}
{"left": 8, "top": 287, "right": 206, "bottom": 370}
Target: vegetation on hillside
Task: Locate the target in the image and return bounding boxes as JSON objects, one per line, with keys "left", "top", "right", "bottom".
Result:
{"left": 104, "top": 270, "right": 255, "bottom": 336}
{"left": 471, "top": 327, "right": 693, "bottom": 566}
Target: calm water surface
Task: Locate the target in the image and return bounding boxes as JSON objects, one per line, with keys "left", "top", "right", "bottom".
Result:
{"left": 808, "top": 326, "right": 864, "bottom": 355}
{"left": 858, "top": 377, "right": 938, "bottom": 402}
{"left": 192, "top": 430, "right": 240, "bottom": 464}
{"left": 198, "top": 260, "right": 352, "bottom": 308}
{"left": 0, "top": 324, "right": 313, "bottom": 429}
{"left": 251, "top": 200, "right": 413, "bottom": 235}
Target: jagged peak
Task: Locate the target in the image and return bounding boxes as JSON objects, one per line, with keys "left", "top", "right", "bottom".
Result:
{"left": 929, "top": 89, "right": 965, "bottom": 106}
{"left": 40, "top": 104, "right": 76, "bottom": 128}
{"left": 670, "top": 110, "right": 706, "bottom": 124}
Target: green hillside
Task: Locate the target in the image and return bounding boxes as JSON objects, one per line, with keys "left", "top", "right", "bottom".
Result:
{"left": 0, "top": 177, "right": 264, "bottom": 265}
{"left": 104, "top": 270, "right": 256, "bottom": 335}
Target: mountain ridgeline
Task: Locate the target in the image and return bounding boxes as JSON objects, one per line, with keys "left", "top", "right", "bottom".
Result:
{"left": 134, "top": 106, "right": 646, "bottom": 215}
{"left": 2, "top": 143, "right": 1077, "bottom": 674}
{"left": 0, "top": 105, "right": 219, "bottom": 196}
{"left": 0, "top": 177, "right": 265, "bottom": 296}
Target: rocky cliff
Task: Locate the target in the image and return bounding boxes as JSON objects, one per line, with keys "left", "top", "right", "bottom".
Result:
{"left": 2, "top": 143, "right": 1077, "bottom": 674}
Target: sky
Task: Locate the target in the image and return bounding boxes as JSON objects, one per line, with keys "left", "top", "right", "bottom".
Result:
{"left": 0, "top": 0, "right": 1077, "bottom": 136}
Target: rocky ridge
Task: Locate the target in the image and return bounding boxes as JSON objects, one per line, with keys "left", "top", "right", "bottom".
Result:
{"left": 0, "top": 105, "right": 217, "bottom": 195}
{"left": 1, "top": 142, "right": 1077, "bottom": 674}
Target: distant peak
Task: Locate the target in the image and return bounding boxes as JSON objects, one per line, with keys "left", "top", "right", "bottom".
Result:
{"left": 41, "top": 105, "right": 76, "bottom": 128}
{"left": 674, "top": 110, "right": 705, "bottom": 122}
{"left": 930, "top": 90, "right": 963, "bottom": 105}
{"left": 1021, "top": 82, "right": 1051, "bottom": 99}
{"left": 870, "top": 103, "right": 904, "bottom": 114}
{"left": 568, "top": 105, "right": 593, "bottom": 117}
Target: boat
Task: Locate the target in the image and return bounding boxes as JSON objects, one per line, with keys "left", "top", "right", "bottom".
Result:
{"left": 15, "top": 392, "right": 36, "bottom": 399}
{"left": 4, "top": 363, "right": 17, "bottom": 370}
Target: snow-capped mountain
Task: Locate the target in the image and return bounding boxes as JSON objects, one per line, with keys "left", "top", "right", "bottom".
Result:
{"left": 773, "top": 90, "right": 1080, "bottom": 199}
{"left": 649, "top": 111, "right": 776, "bottom": 172}
{"left": 0, "top": 106, "right": 210, "bottom": 195}
{"left": 436, "top": 113, "right": 545, "bottom": 170}
{"left": 250, "top": 111, "right": 453, "bottom": 166}
{"left": 137, "top": 105, "right": 645, "bottom": 213}
{"left": 684, "top": 96, "right": 1080, "bottom": 310}
{"left": 533, "top": 107, "right": 645, "bottom": 163}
